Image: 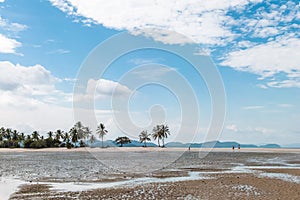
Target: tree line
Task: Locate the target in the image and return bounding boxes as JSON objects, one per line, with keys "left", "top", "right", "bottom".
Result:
{"left": 0, "top": 122, "right": 170, "bottom": 148}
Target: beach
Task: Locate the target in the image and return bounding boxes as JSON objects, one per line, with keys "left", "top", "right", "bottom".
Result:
{"left": 0, "top": 148, "right": 299, "bottom": 199}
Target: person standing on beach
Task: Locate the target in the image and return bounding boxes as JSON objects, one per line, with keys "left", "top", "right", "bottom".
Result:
{"left": 232, "top": 145, "right": 235, "bottom": 151}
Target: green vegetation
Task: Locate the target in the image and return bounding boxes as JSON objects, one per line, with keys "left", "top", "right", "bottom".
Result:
{"left": 139, "top": 130, "right": 151, "bottom": 147}
{"left": 96, "top": 123, "right": 108, "bottom": 148}
{"left": 0, "top": 122, "right": 171, "bottom": 149}
{"left": 115, "top": 136, "right": 131, "bottom": 147}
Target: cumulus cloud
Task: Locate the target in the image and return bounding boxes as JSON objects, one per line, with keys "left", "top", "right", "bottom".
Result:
{"left": 74, "top": 78, "right": 132, "bottom": 101}
{"left": 0, "top": 61, "right": 73, "bottom": 107}
{"left": 0, "top": 33, "right": 21, "bottom": 54}
{"left": 0, "top": 61, "right": 58, "bottom": 95}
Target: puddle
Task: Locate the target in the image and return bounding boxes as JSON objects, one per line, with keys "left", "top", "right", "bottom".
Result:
{"left": 46, "top": 172, "right": 209, "bottom": 192}
{"left": 0, "top": 177, "right": 25, "bottom": 200}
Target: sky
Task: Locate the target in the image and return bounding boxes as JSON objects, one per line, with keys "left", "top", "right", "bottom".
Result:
{"left": 0, "top": 0, "right": 299, "bottom": 145}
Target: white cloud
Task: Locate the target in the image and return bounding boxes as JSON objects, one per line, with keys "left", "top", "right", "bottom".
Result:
{"left": 243, "top": 106, "right": 264, "bottom": 110}
{"left": 129, "top": 58, "right": 159, "bottom": 65}
{"left": 0, "top": 61, "right": 72, "bottom": 106}
{"left": 221, "top": 36, "right": 300, "bottom": 87}
{"left": 46, "top": 48, "right": 70, "bottom": 54}
{"left": 0, "top": 61, "right": 57, "bottom": 95}
{"left": 278, "top": 104, "right": 293, "bottom": 108}
{"left": 0, "top": 33, "right": 21, "bottom": 54}
{"left": 0, "top": 0, "right": 5, "bottom": 3}
{"left": 226, "top": 124, "right": 238, "bottom": 132}
{"left": 131, "top": 66, "right": 176, "bottom": 80}
{"left": 50, "top": 0, "right": 261, "bottom": 45}
{"left": 74, "top": 78, "right": 132, "bottom": 101}
{"left": 0, "top": 16, "right": 27, "bottom": 33}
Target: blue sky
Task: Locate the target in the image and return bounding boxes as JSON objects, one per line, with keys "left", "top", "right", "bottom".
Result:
{"left": 0, "top": 0, "right": 299, "bottom": 145}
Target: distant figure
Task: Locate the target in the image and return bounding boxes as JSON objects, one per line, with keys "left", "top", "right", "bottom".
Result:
{"left": 188, "top": 146, "right": 190, "bottom": 151}
{"left": 238, "top": 144, "right": 240, "bottom": 150}
{"left": 232, "top": 145, "right": 235, "bottom": 151}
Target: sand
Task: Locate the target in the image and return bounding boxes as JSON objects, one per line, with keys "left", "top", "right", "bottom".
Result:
{"left": 0, "top": 148, "right": 299, "bottom": 199}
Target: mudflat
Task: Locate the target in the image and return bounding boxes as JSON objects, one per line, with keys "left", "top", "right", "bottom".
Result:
{"left": 0, "top": 148, "right": 299, "bottom": 199}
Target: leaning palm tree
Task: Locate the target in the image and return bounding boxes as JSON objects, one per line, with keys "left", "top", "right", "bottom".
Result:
{"left": 152, "top": 125, "right": 162, "bottom": 147}
{"left": 139, "top": 130, "right": 151, "bottom": 147}
{"left": 160, "top": 124, "right": 170, "bottom": 147}
{"left": 96, "top": 123, "right": 108, "bottom": 148}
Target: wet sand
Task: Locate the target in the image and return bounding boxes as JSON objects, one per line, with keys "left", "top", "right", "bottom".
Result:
{"left": 0, "top": 148, "right": 299, "bottom": 199}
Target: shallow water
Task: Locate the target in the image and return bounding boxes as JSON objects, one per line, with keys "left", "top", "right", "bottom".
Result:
{"left": 47, "top": 171, "right": 209, "bottom": 192}
{"left": 0, "top": 177, "right": 25, "bottom": 200}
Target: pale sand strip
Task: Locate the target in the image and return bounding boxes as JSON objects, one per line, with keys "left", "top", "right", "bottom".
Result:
{"left": 0, "top": 147, "right": 299, "bottom": 153}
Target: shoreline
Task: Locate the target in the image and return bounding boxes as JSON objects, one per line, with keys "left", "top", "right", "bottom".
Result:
{"left": 0, "top": 147, "right": 300, "bottom": 153}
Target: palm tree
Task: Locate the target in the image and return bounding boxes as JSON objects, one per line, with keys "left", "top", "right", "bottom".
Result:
{"left": 63, "top": 132, "right": 69, "bottom": 142}
{"left": 160, "top": 124, "right": 170, "bottom": 147}
{"left": 18, "top": 132, "right": 25, "bottom": 142}
{"left": 55, "top": 129, "right": 63, "bottom": 142}
{"left": 139, "top": 130, "right": 151, "bottom": 147}
{"left": 5, "top": 128, "right": 12, "bottom": 141}
{"left": 96, "top": 123, "right": 108, "bottom": 148}
{"left": 152, "top": 125, "right": 162, "bottom": 147}
{"left": 90, "top": 135, "right": 96, "bottom": 147}
{"left": 69, "top": 128, "right": 78, "bottom": 147}
{"left": 115, "top": 136, "right": 131, "bottom": 147}
{"left": 47, "top": 131, "right": 53, "bottom": 139}
{"left": 32, "top": 131, "right": 40, "bottom": 141}
{"left": 73, "top": 121, "right": 91, "bottom": 146}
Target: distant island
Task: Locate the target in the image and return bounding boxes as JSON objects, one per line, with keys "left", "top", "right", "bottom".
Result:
{"left": 88, "top": 139, "right": 281, "bottom": 149}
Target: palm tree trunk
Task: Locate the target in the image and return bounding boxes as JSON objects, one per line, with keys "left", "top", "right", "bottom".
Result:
{"left": 101, "top": 136, "right": 103, "bottom": 148}
{"left": 144, "top": 140, "right": 147, "bottom": 147}
{"left": 162, "top": 137, "right": 165, "bottom": 147}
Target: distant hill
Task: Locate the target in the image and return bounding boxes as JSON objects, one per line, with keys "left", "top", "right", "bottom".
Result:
{"left": 281, "top": 143, "right": 300, "bottom": 148}
{"left": 86, "top": 139, "right": 280, "bottom": 148}
{"left": 86, "top": 139, "right": 157, "bottom": 147}
{"left": 259, "top": 144, "right": 281, "bottom": 148}
{"left": 166, "top": 141, "right": 280, "bottom": 148}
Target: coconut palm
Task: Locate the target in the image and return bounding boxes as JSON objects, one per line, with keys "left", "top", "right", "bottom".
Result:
{"left": 5, "top": 128, "right": 12, "bottom": 140}
{"left": 47, "top": 131, "right": 53, "bottom": 139}
{"left": 96, "top": 123, "right": 108, "bottom": 148}
{"left": 83, "top": 127, "right": 92, "bottom": 140}
{"left": 160, "top": 124, "right": 170, "bottom": 147}
{"left": 152, "top": 125, "right": 162, "bottom": 147}
{"left": 69, "top": 127, "right": 78, "bottom": 147}
{"left": 18, "top": 132, "right": 25, "bottom": 142}
{"left": 115, "top": 136, "right": 131, "bottom": 147}
{"left": 90, "top": 135, "right": 96, "bottom": 147}
{"left": 32, "top": 131, "right": 40, "bottom": 141}
{"left": 73, "top": 121, "right": 91, "bottom": 146}
{"left": 139, "top": 130, "right": 151, "bottom": 147}
{"left": 55, "top": 129, "right": 63, "bottom": 142}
